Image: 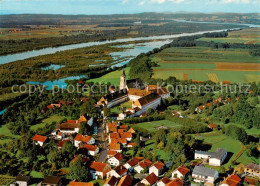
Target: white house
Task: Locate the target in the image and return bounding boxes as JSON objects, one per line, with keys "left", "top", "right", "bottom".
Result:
{"left": 58, "top": 123, "right": 80, "bottom": 134}
{"left": 149, "top": 161, "right": 165, "bottom": 176}
{"left": 195, "top": 148, "right": 227, "bottom": 166}
{"left": 171, "top": 166, "right": 189, "bottom": 179}
{"left": 108, "top": 153, "right": 124, "bottom": 167}
{"left": 106, "top": 165, "right": 128, "bottom": 179}
{"left": 79, "top": 144, "right": 99, "bottom": 156}
{"left": 98, "top": 89, "right": 129, "bottom": 108}
{"left": 90, "top": 162, "right": 111, "bottom": 180}
{"left": 133, "top": 93, "right": 161, "bottom": 116}
{"left": 192, "top": 166, "right": 219, "bottom": 184}
{"left": 140, "top": 173, "right": 158, "bottom": 186}
{"left": 134, "top": 159, "right": 152, "bottom": 173}
{"left": 74, "top": 134, "right": 95, "bottom": 147}
{"left": 123, "top": 157, "right": 142, "bottom": 172}
{"left": 32, "top": 134, "right": 47, "bottom": 147}
{"left": 11, "top": 175, "right": 30, "bottom": 186}
{"left": 209, "top": 148, "right": 227, "bottom": 166}
{"left": 156, "top": 177, "right": 171, "bottom": 186}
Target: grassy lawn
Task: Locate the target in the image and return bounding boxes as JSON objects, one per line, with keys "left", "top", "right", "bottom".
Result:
{"left": 30, "top": 171, "right": 44, "bottom": 178}
{"left": 134, "top": 120, "right": 182, "bottom": 132}
{"left": 30, "top": 115, "right": 68, "bottom": 131}
{"left": 143, "top": 139, "right": 170, "bottom": 162}
{"left": 87, "top": 67, "right": 130, "bottom": 86}
{"left": 111, "top": 101, "right": 133, "bottom": 114}
{"left": 0, "top": 124, "right": 21, "bottom": 144}
{"left": 151, "top": 44, "right": 260, "bottom": 83}
{"left": 193, "top": 131, "right": 259, "bottom": 167}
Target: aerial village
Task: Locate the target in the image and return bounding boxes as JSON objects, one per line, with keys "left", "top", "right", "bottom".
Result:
{"left": 11, "top": 71, "right": 259, "bottom": 186}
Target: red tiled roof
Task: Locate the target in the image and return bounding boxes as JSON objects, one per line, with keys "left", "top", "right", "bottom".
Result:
{"left": 90, "top": 161, "right": 108, "bottom": 172}
{"left": 67, "top": 120, "right": 78, "bottom": 124}
{"left": 74, "top": 134, "right": 92, "bottom": 143}
{"left": 110, "top": 133, "right": 120, "bottom": 139}
{"left": 32, "top": 134, "right": 47, "bottom": 143}
{"left": 120, "top": 132, "right": 132, "bottom": 139}
{"left": 113, "top": 153, "right": 124, "bottom": 161}
{"left": 120, "top": 125, "right": 129, "bottom": 129}
{"left": 175, "top": 166, "right": 189, "bottom": 176}
{"left": 114, "top": 165, "right": 128, "bottom": 176}
{"left": 127, "top": 142, "right": 137, "bottom": 147}
{"left": 107, "top": 150, "right": 117, "bottom": 156}
{"left": 160, "top": 177, "right": 171, "bottom": 184}
{"left": 208, "top": 124, "right": 218, "bottom": 129}
{"left": 152, "top": 161, "right": 165, "bottom": 170}
{"left": 138, "top": 159, "right": 152, "bottom": 169}
{"left": 69, "top": 181, "right": 93, "bottom": 186}
{"left": 57, "top": 140, "right": 69, "bottom": 148}
{"left": 78, "top": 115, "right": 88, "bottom": 123}
{"left": 144, "top": 173, "right": 159, "bottom": 185}
{"left": 104, "top": 176, "right": 118, "bottom": 186}
{"left": 205, "top": 103, "right": 211, "bottom": 107}
{"left": 166, "top": 178, "right": 184, "bottom": 186}
{"left": 126, "top": 157, "right": 143, "bottom": 167}
{"left": 222, "top": 81, "right": 231, "bottom": 85}
{"left": 79, "top": 144, "right": 98, "bottom": 151}
{"left": 109, "top": 143, "right": 121, "bottom": 151}
{"left": 198, "top": 105, "right": 204, "bottom": 110}
{"left": 118, "top": 175, "right": 132, "bottom": 186}
{"left": 223, "top": 174, "right": 241, "bottom": 186}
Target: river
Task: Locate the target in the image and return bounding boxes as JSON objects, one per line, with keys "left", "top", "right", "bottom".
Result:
{"left": 0, "top": 28, "right": 240, "bottom": 65}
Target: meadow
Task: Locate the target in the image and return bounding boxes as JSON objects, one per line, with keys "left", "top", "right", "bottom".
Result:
{"left": 88, "top": 67, "right": 130, "bottom": 86}
{"left": 151, "top": 46, "right": 260, "bottom": 83}
{"left": 197, "top": 28, "right": 260, "bottom": 44}
{"left": 193, "top": 131, "right": 259, "bottom": 168}
{"left": 134, "top": 120, "right": 182, "bottom": 132}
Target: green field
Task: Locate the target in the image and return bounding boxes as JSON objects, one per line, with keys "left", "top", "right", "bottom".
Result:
{"left": 111, "top": 101, "right": 133, "bottom": 114}
{"left": 193, "top": 132, "right": 259, "bottom": 168}
{"left": 30, "top": 115, "right": 67, "bottom": 131}
{"left": 151, "top": 46, "right": 260, "bottom": 83}
{"left": 197, "top": 28, "right": 260, "bottom": 44}
{"left": 0, "top": 124, "right": 20, "bottom": 144}
{"left": 134, "top": 120, "right": 182, "bottom": 131}
{"left": 87, "top": 67, "right": 130, "bottom": 86}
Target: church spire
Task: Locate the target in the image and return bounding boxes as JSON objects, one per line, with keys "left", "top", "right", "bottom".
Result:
{"left": 120, "top": 70, "right": 126, "bottom": 90}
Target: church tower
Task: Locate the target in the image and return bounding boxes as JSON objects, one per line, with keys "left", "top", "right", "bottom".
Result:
{"left": 120, "top": 70, "right": 126, "bottom": 90}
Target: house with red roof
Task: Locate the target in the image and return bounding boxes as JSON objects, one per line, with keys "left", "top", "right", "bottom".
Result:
{"left": 32, "top": 134, "right": 47, "bottom": 146}
{"left": 166, "top": 178, "right": 184, "bottom": 186}
{"left": 106, "top": 165, "right": 128, "bottom": 179}
{"left": 107, "top": 150, "right": 118, "bottom": 159}
{"left": 171, "top": 166, "right": 189, "bottom": 179}
{"left": 220, "top": 174, "right": 241, "bottom": 186}
{"left": 69, "top": 181, "right": 93, "bottom": 186}
{"left": 157, "top": 177, "right": 171, "bottom": 186}
{"left": 117, "top": 175, "right": 132, "bottom": 186}
{"left": 141, "top": 173, "right": 159, "bottom": 186}
{"left": 74, "top": 134, "right": 95, "bottom": 147}
{"left": 149, "top": 161, "right": 165, "bottom": 176}
{"left": 108, "top": 153, "right": 124, "bottom": 167}
{"left": 79, "top": 144, "right": 99, "bottom": 156}
{"left": 104, "top": 176, "right": 118, "bottom": 186}
{"left": 208, "top": 124, "right": 218, "bottom": 130}
{"left": 90, "top": 161, "right": 111, "bottom": 180}
{"left": 123, "top": 157, "right": 143, "bottom": 172}
{"left": 134, "top": 159, "right": 152, "bottom": 173}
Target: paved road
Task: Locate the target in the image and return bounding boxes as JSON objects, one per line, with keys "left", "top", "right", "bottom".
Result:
{"left": 97, "top": 121, "right": 108, "bottom": 163}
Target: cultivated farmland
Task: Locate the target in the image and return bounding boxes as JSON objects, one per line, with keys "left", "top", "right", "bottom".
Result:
{"left": 151, "top": 45, "right": 260, "bottom": 83}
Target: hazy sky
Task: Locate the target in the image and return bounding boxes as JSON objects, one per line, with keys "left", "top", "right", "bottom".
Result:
{"left": 0, "top": 0, "right": 259, "bottom": 15}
